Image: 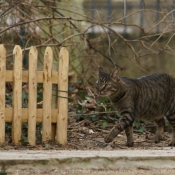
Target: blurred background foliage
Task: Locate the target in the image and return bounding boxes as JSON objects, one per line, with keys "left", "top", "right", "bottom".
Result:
{"left": 1, "top": 0, "right": 175, "bottom": 85}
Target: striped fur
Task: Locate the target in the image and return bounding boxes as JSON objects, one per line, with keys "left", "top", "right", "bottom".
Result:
{"left": 96, "top": 67, "right": 175, "bottom": 147}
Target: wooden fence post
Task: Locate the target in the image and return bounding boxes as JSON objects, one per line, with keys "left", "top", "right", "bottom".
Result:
{"left": 12, "top": 45, "right": 22, "bottom": 145}
{"left": 0, "top": 45, "right": 6, "bottom": 145}
{"left": 57, "top": 47, "right": 69, "bottom": 145}
{"left": 42, "top": 47, "right": 53, "bottom": 142}
{"left": 28, "top": 46, "right": 38, "bottom": 145}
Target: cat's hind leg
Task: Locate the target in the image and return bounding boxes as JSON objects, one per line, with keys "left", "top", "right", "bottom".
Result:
{"left": 125, "top": 125, "right": 134, "bottom": 147}
{"left": 154, "top": 118, "right": 165, "bottom": 143}
{"left": 167, "top": 115, "right": 175, "bottom": 146}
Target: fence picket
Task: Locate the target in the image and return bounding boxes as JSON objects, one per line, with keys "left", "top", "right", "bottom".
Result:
{"left": 57, "top": 47, "right": 69, "bottom": 145}
{"left": 0, "top": 45, "right": 6, "bottom": 145}
{"left": 28, "top": 46, "right": 38, "bottom": 145}
{"left": 12, "top": 45, "right": 22, "bottom": 145}
{"left": 42, "top": 47, "right": 53, "bottom": 142}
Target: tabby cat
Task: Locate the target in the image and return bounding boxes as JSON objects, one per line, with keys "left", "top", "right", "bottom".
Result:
{"left": 96, "top": 67, "right": 175, "bottom": 147}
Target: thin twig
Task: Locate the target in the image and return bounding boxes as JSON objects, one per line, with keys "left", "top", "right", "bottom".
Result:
{"left": 68, "top": 111, "right": 118, "bottom": 117}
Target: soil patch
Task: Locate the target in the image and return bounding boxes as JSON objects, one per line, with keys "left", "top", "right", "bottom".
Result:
{"left": 1, "top": 121, "right": 172, "bottom": 150}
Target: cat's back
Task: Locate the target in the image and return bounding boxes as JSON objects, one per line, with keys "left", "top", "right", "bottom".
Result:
{"left": 122, "top": 73, "right": 175, "bottom": 89}
{"left": 138, "top": 72, "right": 174, "bottom": 83}
{"left": 122, "top": 73, "right": 175, "bottom": 120}
{"left": 137, "top": 73, "right": 175, "bottom": 93}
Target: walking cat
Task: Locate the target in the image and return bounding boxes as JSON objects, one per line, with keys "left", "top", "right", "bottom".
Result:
{"left": 95, "top": 67, "right": 175, "bottom": 147}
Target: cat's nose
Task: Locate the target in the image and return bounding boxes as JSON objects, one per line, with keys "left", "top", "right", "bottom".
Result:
{"left": 96, "top": 86, "right": 103, "bottom": 94}
{"left": 96, "top": 86, "right": 102, "bottom": 94}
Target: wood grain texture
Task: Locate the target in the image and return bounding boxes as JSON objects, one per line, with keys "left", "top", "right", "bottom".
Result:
{"left": 5, "top": 108, "right": 57, "bottom": 123}
{"left": 57, "top": 47, "right": 69, "bottom": 145}
{"left": 12, "top": 45, "right": 22, "bottom": 145}
{"left": 28, "top": 46, "right": 38, "bottom": 145}
{"left": 42, "top": 47, "right": 53, "bottom": 142}
{"left": 5, "top": 70, "right": 58, "bottom": 83}
{"left": 0, "top": 45, "right": 6, "bottom": 144}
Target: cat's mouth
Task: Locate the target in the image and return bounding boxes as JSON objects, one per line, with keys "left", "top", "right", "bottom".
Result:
{"left": 99, "top": 89, "right": 117, "bottom": 96}
{"left": 96, "top": 89, "right": 106, "bottom": 95}
{"left": 96, "top": 86, "right": 105, "bottom": 94}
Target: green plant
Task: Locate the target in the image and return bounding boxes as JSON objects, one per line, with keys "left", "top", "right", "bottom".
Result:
{"left": 134, "top": 120, "right": 145, "bottom": 133}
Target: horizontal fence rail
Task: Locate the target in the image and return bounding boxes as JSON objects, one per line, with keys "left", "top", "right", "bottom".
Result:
{"left": 0, "top": 44, "right": 69, "bottom": 146}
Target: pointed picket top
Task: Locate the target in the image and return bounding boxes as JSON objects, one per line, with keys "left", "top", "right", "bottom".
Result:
{"left": 0, "top": 44, "right": 6, "bottom": 56}
{"left": 45, "top": 46, "right": 53, "bottom": 62}
{"left": 59, "top": 47, "right": 69, "bottom": 56}
{"left": 13, "top": 45, "right": 22, "bottom": 60}
{"left": 59, "top": 47, "right": 69, "bottom": 69}
{"left": 43, "top": 47, "right": 53, "bottom": 81}
{"left": 29, "top": 46, "right": 38, "bottom": 58}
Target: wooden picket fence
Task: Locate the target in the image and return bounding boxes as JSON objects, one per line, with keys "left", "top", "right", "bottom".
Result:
{"left": 0, "top": 44, "right": 69, "bottom": 146}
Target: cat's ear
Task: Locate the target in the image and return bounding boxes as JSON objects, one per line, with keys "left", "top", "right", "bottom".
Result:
{"left": 111, "top": 68, "right": 120, "bottom": 81}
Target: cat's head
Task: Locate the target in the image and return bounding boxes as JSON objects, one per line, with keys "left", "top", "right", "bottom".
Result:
{"left": 95, "top": 67, "right": 121, "bottom": 96}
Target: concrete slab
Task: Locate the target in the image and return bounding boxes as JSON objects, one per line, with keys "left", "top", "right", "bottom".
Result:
{"left": 0, "top": 148, "right": 175, "bottom": 175}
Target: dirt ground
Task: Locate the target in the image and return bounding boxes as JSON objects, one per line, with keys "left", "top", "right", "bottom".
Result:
{"left": 65, "top": 121, "right": 172, "bottom": 151}
{"left": 0, "top": 120, "right": 172, "bottom": 151}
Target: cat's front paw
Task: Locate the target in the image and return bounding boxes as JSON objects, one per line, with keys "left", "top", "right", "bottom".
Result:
{"left": 155, "top": 135, "right": 163, "bottom": 143}
{"left": 104, "top": 135, "right": 114, "bottom": 143}
{"left": 126, "top": 141, "right": 134, "bottom": 147}
{"left": 168, "top": 140, "right": 175, "bottom": 146}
